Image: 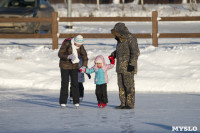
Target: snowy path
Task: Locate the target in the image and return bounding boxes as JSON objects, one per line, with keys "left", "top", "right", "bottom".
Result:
{"left": 0, "top": 89, "right": 200, "bottom": 133}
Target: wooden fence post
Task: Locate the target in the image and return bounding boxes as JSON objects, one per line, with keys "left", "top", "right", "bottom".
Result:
{"left": 52, "top": 12, "right": 58, "bottom": 50}
{"left": 152, "top": 11, "right": 158, "bottom": 47}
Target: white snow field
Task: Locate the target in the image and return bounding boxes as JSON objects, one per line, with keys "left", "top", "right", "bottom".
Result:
{"left": 0, "top": 3, "right": 200, "bottom": 133}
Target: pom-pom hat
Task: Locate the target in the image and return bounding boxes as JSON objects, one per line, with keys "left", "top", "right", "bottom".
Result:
{"left": 74, "top": 35, "right": 84, "bottom": 45}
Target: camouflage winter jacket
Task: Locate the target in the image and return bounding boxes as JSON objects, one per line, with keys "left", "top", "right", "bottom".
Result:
{"left": 58, "top": 39, "right": 88, "bottom": 69}
{"left": 111, "top": 23, "right": 140, "bottom": 74}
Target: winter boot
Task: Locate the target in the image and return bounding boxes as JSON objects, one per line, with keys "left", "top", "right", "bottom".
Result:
{"left": 115, "top": 104, "right": 125, "bottom": 109}
{"left": 102, "top": 103, "right": 107, "bottom": 108}
{"left": 98, "top": 103, "right": 102, "bottom": 108}
{"left": 75, "top": 103, "right": 79, "bottom": 109}
{"left": 123, "top": 106, "right": 134, "bottom": 109}
{"left": 60, "top": 104, "right": 66, "bottom": 109}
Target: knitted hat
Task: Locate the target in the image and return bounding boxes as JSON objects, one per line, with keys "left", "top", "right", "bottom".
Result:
{"left": 95, "top": 60, "right": 103, "bottom": 64}
{"left": 74, "top": 35, "right": 84, "bottom": 45}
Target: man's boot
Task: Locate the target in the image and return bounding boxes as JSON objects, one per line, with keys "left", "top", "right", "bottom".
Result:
{"left": 115, "top": 104, "right": 125, "bottom": 109}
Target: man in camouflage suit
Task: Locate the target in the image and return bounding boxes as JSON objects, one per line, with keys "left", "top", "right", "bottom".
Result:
{"left": 110, "top": 23, "right": 140, "bottom": 109}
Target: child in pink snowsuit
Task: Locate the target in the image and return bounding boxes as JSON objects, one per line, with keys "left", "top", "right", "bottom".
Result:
{"left": 80, "top": 55, "right": 115, "bottom": 108}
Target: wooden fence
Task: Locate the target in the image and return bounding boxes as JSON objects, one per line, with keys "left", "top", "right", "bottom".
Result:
{"left": 0, "top": 11, "right": 200, "bottom": 49}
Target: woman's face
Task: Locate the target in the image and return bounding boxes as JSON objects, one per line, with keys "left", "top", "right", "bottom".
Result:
{"left": 74, "top": 43, "right": 81, "bottom": 47}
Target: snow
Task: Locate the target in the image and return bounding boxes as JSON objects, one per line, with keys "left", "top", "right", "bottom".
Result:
{"left": 1, "top": 33, "right": 200, "bottom": 93}
{"left": 0, "top": 3, "right": 200, "bottom": 132}
{"left": 0, "top": 3, "right": 200, "bottom": 93}
{"left": 55, "top": 3, "right": 200, "bottom": 17}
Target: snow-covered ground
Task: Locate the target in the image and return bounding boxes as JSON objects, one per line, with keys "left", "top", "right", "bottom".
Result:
{"left": 1, "top": 3, "right": 200, "bottom": 132}
{"left": 1, "top": 38, "right": 200, "bottom": 93}
{"left": 54, "top": 3, "right": 200, "bottom": 17}
{"left": 0, "top": 3, "right": 200, "bottom": 93}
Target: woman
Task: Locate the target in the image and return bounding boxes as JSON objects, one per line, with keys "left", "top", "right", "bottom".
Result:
{"left": 58, "top": 35, "right": 88, "bottom": 108}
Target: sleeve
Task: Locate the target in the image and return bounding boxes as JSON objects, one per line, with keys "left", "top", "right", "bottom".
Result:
{"left": 86, "top": 68, "right": 95, "bottom": 74}
{"left": 111, "top": 50, "right": 117, "bottom": 58}
{"left": 128, "top": 36, "right": 140, "bottom": 66}
{"left": 58, "top": 41, "right": 70, "bottom": 60}
{"left": 80, "top": 45, "right": 88, "bottom": 67}
{"left": 106, "top": 64, "right": 114, "bottom": 70}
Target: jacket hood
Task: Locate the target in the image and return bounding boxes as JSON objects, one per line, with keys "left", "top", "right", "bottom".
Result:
{"left": 111, "top": 23, "right": 132, "bottom": 39}
{"left": 94, "top": 55, "right": 105, "bottom": 66}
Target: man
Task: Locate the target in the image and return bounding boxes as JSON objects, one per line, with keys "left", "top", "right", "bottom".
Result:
{"left": 110, "top": 23, "right": 140, "bottom": 109}
{"left": 58, "top": 35, "right": 88, "bottom": 108}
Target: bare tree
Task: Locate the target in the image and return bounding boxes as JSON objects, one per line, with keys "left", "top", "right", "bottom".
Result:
{"left": 97, "top": 0, "right": 100, "bottom": 10}
{"left": 65, "top": 0, "right": 72, "bottom": 29}
{"left": 113, "top": 0, "right": 120, "bottom": 4}
{"left": 140, "top": 0, "right": 146, "bottom": 10}
{"left": 122, "top": 0, "right": 125, "bottom": 10}
{"left": 182, "top": 0, "right": 198, "bottom": 11}
{"left": 190, "top": 0, "right": 198, "bottom": 11}
{"left": 182, "top": 0, "right": 187, "bottom": 3}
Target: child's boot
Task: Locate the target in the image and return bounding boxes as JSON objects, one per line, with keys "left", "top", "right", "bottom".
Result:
{"left": 98, "top": 103, "right": 102, "bottom": 108}
{"left": 102, "top": 103, "right": 107, "bottom": 108}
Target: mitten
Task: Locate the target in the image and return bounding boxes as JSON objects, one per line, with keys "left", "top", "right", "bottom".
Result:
{"left": 86, "top": 74, "right": 91, "bottom": 79}
{"left": 108, "top": 56, "right": 115, "bottom": 64}
{"left": 67, "top": 54, "right": 76, "bottom": 61}
{"left": 79, "top": 66, "right": 86, "bottom": 73}
{"left": 127, "top": 65, "right": 134, "bottom": 72}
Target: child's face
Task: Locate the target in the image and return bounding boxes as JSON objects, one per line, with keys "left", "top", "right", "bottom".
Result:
{"left": 96, "top": 63, "right": 102, "bottom": 68}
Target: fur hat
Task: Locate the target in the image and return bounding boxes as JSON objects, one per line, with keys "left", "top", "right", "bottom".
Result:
{"left": 74, "top": 35, "right": 84, "bottom": 45}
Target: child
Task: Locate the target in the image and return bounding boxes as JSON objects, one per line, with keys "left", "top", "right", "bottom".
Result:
{"left": 80, "top": 55, "right": 115, "bottom": 108}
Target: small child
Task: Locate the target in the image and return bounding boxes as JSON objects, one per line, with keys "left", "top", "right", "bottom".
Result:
{"left": 80, "top": 55, "right": 115, "bottom": 108}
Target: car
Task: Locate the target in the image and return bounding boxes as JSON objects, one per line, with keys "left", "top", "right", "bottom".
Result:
{"left": 0, "top": 0, "right": 54, "bottom": 33}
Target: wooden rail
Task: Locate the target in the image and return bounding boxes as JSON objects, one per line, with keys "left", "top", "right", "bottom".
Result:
{"left": 0, "top": 11, "right": 200, "bottom": 49}
{"left": 59, "top": 33, "right": 152, "bottom": 39}
{"left": 160, "top": 16, "right": 200, "bottom": 21}
{"left": 59, "top": 17, "right": 152, "bottom": 22}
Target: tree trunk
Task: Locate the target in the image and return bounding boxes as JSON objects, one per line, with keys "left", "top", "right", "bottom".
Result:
{"left": 113, "top": 0, "right": 120, "bottom": 4}
{"left": 97, "top": 0, "right": 100, "bottom": 10}
{"left": 182, "top": 0, "right": 188, "bottom": 3}
{"left": 141, "top": 0, "right": 146, "bottom": 10}
{"left": 122, "top": 0, "right": 125, "bottom": 10}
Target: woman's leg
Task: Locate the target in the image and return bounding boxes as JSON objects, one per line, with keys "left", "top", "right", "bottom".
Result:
{"left": 69, "top": 69, "right": 79, "bottom": 104}
{"left": 59, "top": 69, "right": 70, "bottom": 105}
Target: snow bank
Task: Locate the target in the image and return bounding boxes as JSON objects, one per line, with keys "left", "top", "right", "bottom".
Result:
{"left": 0, "top": 3, "right": 200, "bottom": 92}
{"left": 0, "top": 44, "right": 200, "bottom": 93}
{"left": 54, "top": 3, "right": 200, "bottom": 17}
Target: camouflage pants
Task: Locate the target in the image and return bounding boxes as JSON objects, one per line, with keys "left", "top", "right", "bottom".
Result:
{"left": 117, "top": 72, "right": 135, "bottom": 108}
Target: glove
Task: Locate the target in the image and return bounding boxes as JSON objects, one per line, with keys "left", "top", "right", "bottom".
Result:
{"left": 108, "top": 55, "right": 115, "bottom": 64}
{"left": 127, "top": 65, "right": 134, "bottom": 72}
{"left": 86, "top": 74, "right": 91, "bottom": 79}
{"left": 79, "top": 66, "right": 86, "bottom": 73}
{"left": 68, "top": 54, "right": 76, "bottom": 61}
{"left": 115, "top": 37, "right": 120, "bottom": 42}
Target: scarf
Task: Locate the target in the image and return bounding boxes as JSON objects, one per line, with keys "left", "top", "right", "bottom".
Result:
{"left": 71, "top": 38, "right": 80, "bottom": 64}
